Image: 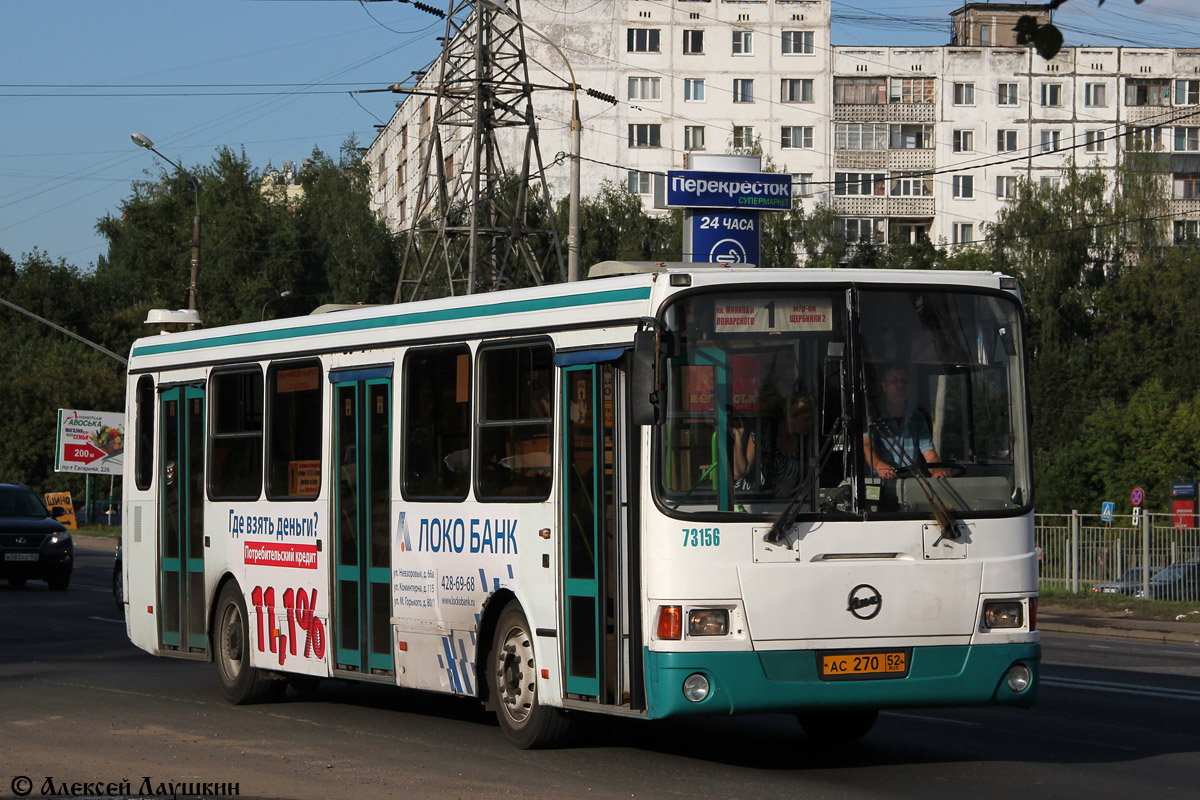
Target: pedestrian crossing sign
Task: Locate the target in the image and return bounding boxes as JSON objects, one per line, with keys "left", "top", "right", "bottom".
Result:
{"left": 1101, "top": 501, "right": 1115, "bottom": 522}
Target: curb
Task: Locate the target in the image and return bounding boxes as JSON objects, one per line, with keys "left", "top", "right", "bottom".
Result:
{"left": 1038, "top": 617, "right": 1200, "bottom": 646}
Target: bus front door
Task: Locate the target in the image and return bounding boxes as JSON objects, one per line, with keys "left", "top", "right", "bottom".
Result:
{"left": 158, "top": 385, "right": 207, "bottom": 655}
{"left": 332, "top": 377, "right": 394, "bottom": 677}
{"left": 561, "top": 362, "right": 643, "bottom": 708}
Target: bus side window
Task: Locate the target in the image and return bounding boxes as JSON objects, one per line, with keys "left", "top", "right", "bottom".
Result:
{"left": 266, "top": 360, "right": 323, "bottom": 499}
{"left": 135, "top": 375, "right": 155, "bottom": 490}
{"left": 403, "top": 346, "right": 471, "bottom": 501}
{"left": 209, "top": 368, "right": 264, "bottom": 500}
{"left": 476, "top": 341, "right": 553, "bottom": 501}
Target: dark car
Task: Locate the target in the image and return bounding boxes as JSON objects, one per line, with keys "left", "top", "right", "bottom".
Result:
{"left": 112, "top": 536, "right": 123, "bottom": 614}
{"left": 1092, "top": 566, "right": 1159, "bottom": 596}
{"left": 0, "top": 482, "right": 73, "bottom": 590}
{"left": 1140, "top": 561, "right": 1200, "bottom": 602}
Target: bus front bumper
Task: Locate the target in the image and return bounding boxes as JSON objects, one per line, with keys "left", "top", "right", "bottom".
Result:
{"left": 643, "top": 642, "right": 1040, "bottom": 719}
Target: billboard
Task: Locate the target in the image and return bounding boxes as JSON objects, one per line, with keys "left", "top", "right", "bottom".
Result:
{"left": 55, "top": 409, "right": 125, "bottom": 476}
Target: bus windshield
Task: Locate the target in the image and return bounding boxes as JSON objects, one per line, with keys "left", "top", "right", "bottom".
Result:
{"left": 655, "top": 287, "right": 1030, "bottom": 520}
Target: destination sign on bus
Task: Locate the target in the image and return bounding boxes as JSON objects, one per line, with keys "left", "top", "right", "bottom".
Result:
{"left": 714, "top": 297, "right": 833, "bottom": 333}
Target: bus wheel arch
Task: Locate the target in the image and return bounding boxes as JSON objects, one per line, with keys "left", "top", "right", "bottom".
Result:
{"left": 475, "top": 588, "right": 517, "bottom": 710}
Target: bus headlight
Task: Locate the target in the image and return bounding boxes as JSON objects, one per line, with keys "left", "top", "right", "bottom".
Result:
{"left": 983, "top": 600, "right": 1024, "bottom": 629}
{"left": 1006, "top": 664, "right": 1032, "bottom": 693}
{"left": 682, "top": 673, "right": 710, "bottom": 702}
{"left": 687, "top": 608, "right": 729, "bottom": 636}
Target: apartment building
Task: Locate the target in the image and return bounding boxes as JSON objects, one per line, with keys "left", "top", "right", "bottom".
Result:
{"left": 365, "top": 1, "right": 1200, "bottom": 252}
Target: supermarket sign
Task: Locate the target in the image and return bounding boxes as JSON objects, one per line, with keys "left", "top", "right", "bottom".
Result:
{"left": 55, "top": 409, "right": 125, "bottom": 475}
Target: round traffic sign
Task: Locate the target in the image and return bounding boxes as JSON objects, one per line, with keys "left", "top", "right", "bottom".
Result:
{"left": 1131, "top": 487, "right": 1144, "bottom": 506}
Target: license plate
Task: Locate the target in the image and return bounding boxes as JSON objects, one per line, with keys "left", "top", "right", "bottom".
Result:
{"left": 4, "top": 553, "right": 39, "bottom": 562}
{"left": 819, "top": 650, "right": 908, "bottom": 680}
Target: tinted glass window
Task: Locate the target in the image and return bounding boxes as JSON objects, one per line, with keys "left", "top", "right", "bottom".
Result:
{"left": 403, "top": 347, "right": 471, "bottom": 500}
{"left": 266, "top": 361, "right": 323, "bottom": 499}
{"left": 209, "top": 369, "right": 264, "bottom": 499}
{"left": 477, "top": 343, "right": 553, "bottom": 501}
{"left": 135, "top": 376, "right": 155, "bottom": 490}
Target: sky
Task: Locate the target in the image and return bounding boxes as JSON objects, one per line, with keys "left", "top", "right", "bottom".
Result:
{"left": 1, "top": 0, "right": 1197, "bottom": 273}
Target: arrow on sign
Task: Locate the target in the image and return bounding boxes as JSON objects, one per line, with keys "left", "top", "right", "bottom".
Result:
{"left": 63, "top": 441, "right": 107, "bottom": 464}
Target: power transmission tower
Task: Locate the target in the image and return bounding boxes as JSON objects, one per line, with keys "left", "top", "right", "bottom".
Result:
{"left": 395, "top": 0, "right": 565, "bottom": 303}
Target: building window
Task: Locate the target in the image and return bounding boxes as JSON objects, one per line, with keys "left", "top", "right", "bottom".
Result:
{"left": 996, "top": 175, "right": 1018, "bottom": 199}
{"left": 892, "top": 222, "right": 930, "bottom": 244}
{"left": 953, "top": 129, "right": 974, "bottom": 153}
{"left": 475, "top": 343, "right": 553, "bottom": 502}
{"left": 1175, "top": 220, "right": 1200, "bottom": 242}
{"left": 781, "top": 78, "right": 813, "bottom": 103}
{"left": 684, "top": 125, "right": 706, "bottom": 151}
{"left": 997, "top": 129, "right": 1018, "bottom": 152}
{"left": 889, "top": 77, "right": 935, "bottom": 104}
{"left": 732, "top": 30, "right": 752, "bottom": 55}
{"left": 1126, "top": 78, "right": 1171, "bottom": 107}
{"left": 781, "top": 126, "right": 813, "bottom": 149}
{"left": 1177, "top": 79, "right": 1200, "bottom": 106}
{"left": 953, "top": 222, "right": 974, "bottom": 245}
{"left": 1173, "top": 173, "right": 1200, "bottom": 199}
{"left": 781, "top": 30, "right": 814, "bottom": 55}
{"left": 834, "top": 77, "right": 886, "bottom": 104}
{"left": 684, "top": 78, "right": 705, "bottom": 102}
{"left": 627, "top": 170, "right": 653, "bottom": 194}
{"left": 953, "top": 82, "right": 975, "bottom": 105}
{"left": 952, "top": 174, "right": 974, "bottom": 199}
{"left": 1040, "top": 82, "right": 1064, "bottom": 107}
{"left": 683, "top": 29, "right": 704, "bottom": 55}
{"left": 834, "top": 172, "right": 886, "bottom": 196}
{"left": 1084, "top": 130, "right": 1107, "bottom": 153}
{"left": 627, "top": 76, "right": 661, "bottom": 101}
{"left": 1085, "top": 83, "right": 1108, "bottom": 108}
{"left": 836, "top": 123, "right": 888, "bottom": 150}
{"left": 889, "top": 123, "right": 932, "bottom": 149}
{"left": 890, "top": 173, "right": 932, "bottom": 197}
{"left": 732, "top": 126, "right": 757, "bottom": 149}
{"left": 733, "top": 78, "right": 755, "bottom": 103}
{"left": 1126, "top": 125, "right": 1163, "bottom": 151}
{"left": 627, "top": 28, "right": 661, "bottom": 53}
{"left": 836, "top": 217, "right": 885, "bottom": 243}
{"left": 997, "top": 82, "right": 1018, "bottom": 106}
{"left": 794, "top": 173, "right": 813, "bottom": 197}
{"left": 1175, "top": 126, "right": 1200, "bottom": 152}
{"left": 1040, "top": 129, "right": 1062, "bottom": 152}
{"left": 628, "top": 123, "right": 661, "bottom": 148}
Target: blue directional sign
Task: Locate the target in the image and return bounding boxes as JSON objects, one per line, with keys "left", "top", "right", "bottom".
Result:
{"left": 688, "top": 210, "right": 760, "bottom": 265}
{"left": 1101, "top": 502, "right": 1114, "bottom": 522}
{"left": 666, "top": 171, "right": 792, "bottom": 211}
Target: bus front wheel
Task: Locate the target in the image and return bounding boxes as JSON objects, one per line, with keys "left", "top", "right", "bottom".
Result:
{"left": 797, "top": 709, "right": 878, "bottom": 743}
{"left": 215, "top": 582, "right": 281, "bottom": 705}
{"left": 489, "top": 603, "right": 571, "bottom": 749}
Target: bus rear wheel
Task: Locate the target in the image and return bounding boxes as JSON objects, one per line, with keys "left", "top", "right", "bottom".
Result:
{"left": 797, "top": 709, "right": 878, "bottom": 743}
{"left": 215, "top": 582, "right": 281, "bottom": 705}
{"left": 490, "top": 603, "right": 571, "bottom": 749}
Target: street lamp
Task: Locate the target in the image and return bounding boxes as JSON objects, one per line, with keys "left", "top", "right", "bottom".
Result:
{"left": 261, "top": 290, "right": 293, "bottom": 321}
{"left": 131, "top": 132, "right": 202, "bottom": 315}
{"left": 482, "top": 0, "right": 582, "bottom": 282}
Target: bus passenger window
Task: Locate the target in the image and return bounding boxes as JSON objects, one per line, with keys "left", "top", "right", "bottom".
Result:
{"left": 266, "top": 360, "right": 322, "bottom": 499}
{"left": 209, "top": 368, "right": 264, "bottom": 500}
{"left": 476, "top": 342, "right": 553, "bottom": 501}
{"left": 135, "top": 375, "right": 155, "bottom": 490}
{"left": 403, "top": 346, "right": 471, "bottom": 500}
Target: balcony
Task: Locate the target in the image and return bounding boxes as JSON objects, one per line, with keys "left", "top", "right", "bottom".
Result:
{"left": 834, "top": 103, "right": 935, "bottom": 123}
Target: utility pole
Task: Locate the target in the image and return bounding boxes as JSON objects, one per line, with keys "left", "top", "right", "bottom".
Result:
{"left": 394, "top": 0, "right": 566, "bottom": 303}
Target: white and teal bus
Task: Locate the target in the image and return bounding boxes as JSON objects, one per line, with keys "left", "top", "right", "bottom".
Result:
{"left": 120, "top": 263, "right": 1038, "bottom": 748}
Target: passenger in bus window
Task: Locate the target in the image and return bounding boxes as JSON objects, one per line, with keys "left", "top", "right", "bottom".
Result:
{"left": 733, "top": 391, "right": 815, "bottom": 494}
{"left": 863, "top": 365, "right": 949, "bottom": 479}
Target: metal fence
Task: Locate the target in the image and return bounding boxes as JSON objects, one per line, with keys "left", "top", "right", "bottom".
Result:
{"left": 1035, "top": 512, "right": 1200, "bottom": 594}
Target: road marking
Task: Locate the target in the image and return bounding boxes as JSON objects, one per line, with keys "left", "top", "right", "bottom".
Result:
{"left": 88, "top": 616, "right": 124, "bottom": 623}
{"left": 1042, "top": 676, "right": 1200, "bottom": 702}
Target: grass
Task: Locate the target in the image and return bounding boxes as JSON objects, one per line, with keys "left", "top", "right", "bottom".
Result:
{"left": 1039, "top": 583, "right": 1200, "bottom": 623}
{"left": 71, "top": 524, "right": 120, "bottom": 540}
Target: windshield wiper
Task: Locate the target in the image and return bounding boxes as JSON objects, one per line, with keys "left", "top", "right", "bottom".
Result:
{"left": 763, "top": 419, "right": 842, "bottom": 545}
{"left": 867, "top": 417, "right": 960, "bottom": 540}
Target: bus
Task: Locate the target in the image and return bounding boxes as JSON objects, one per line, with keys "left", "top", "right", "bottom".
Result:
{"left": 119, "top": 263, "right": 1038, "bottom": 748}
